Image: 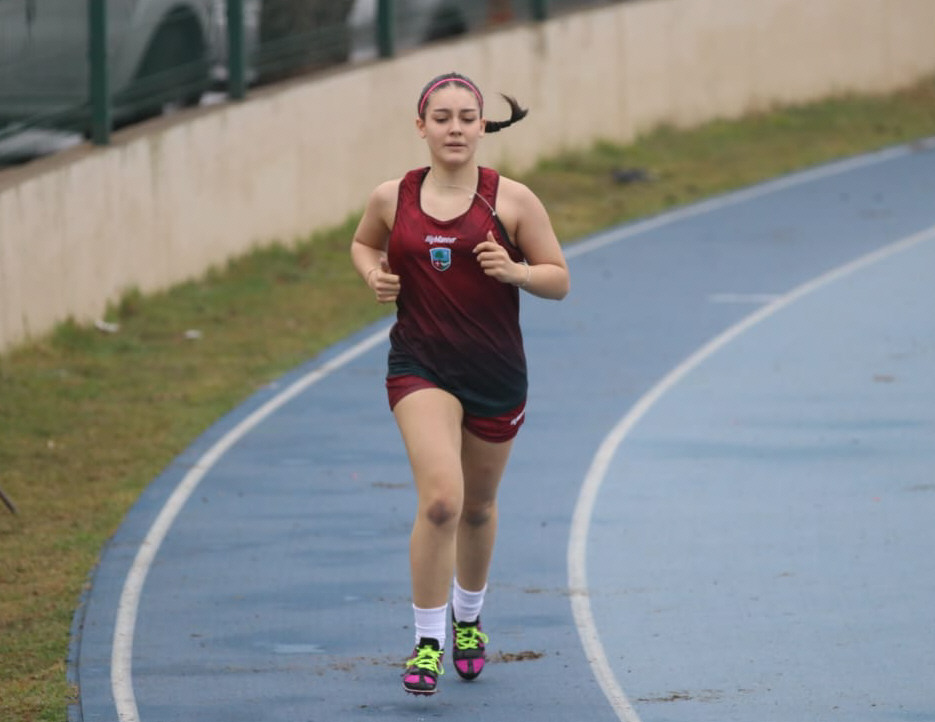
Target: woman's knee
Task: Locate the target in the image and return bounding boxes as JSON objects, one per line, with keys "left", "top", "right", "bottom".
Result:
{"left": 460, "top": 498, "right": 495, "bottom": 528}
{"left": 424, "top": 497, "right": 460, "bottom": 526}
{"left": 418, "top": 479, "right": 463, "bottom": 527}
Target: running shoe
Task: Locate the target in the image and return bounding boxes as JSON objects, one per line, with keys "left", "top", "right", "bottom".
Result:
{"left": 402, "top": 637, "right": 444, "bottom": 695}
{"left": 451, "top": 614, "right": 489, "bottom": 680}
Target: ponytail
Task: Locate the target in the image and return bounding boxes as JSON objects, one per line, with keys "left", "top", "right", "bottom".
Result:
{"left": 484, "top": 94, "right": 528, "bottom": 134}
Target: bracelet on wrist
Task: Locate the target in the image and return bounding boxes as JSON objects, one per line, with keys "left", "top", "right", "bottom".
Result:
{"left": 516, "top": 260, "right": 531, "bottom": 289}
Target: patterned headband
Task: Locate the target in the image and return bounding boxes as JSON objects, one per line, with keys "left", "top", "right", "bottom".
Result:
{"left": 418, "top": 78, "right": 484, "bottom": 116}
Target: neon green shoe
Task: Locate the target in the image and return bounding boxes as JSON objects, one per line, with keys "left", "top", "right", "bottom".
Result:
{"left": 402, "top": 638, "right": 444, "bottom": 695}
{"left": 452, "top": 615, "right": 489, "bottom": 680}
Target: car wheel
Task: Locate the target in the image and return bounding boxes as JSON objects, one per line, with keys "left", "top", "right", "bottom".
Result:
{"left": 425, "top": 4, "right": 468, "bottom": 42}
{"left": 115, "top": 9, "right": 210, "bottom": 127}
{"left": 256, "top": 0, "right": 354, "bottom": 83}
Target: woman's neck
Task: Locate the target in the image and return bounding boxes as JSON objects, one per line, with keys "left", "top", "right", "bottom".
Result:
{"left": 427, "top": 164, "right": 479, "bottom": 193}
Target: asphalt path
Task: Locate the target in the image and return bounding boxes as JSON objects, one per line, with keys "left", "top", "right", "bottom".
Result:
{"left": 70, "top": 139, "right": 935, "bottom": 722}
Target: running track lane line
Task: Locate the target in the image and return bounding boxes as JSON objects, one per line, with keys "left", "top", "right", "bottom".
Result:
{"left": 108, "top": 140, "right": 930, "bottom": 722}
{"left": 110, "top": 328, "right": 391, "bottom": 722}
{"left": 566, "top": 220, "right": 935, "bottom": 722}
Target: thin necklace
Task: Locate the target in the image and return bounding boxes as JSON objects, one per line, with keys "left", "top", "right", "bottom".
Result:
{"left": 426, "top": 169, "right": 515, "bottom": 247}
{"left": 426, "top": 169, "right": 500, "bottom": 219}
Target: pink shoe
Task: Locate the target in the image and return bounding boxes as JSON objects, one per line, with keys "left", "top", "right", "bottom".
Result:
{"left": 402, "top": 638, "right": 444, "bottom": 695}
{"left": 452, "top": 614, "right": 489, "bottom": 680}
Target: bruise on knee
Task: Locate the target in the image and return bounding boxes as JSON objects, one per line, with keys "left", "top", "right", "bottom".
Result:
{"left": 460, "top": 501, "right": 494, "bottom": 528}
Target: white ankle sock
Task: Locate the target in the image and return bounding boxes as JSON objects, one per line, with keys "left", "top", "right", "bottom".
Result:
{"left": 413, "top": 603, "right": 448, "bottom": 647}
{"left": 452, "top": 579, "right": 487, "bottom": 623}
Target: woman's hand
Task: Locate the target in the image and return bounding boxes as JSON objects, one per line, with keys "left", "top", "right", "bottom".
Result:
{"left": 473, "top": 232, "right": 527, "bottom": 286}
{"left": 366, "top": 256, "right": 401, "bottom": 303}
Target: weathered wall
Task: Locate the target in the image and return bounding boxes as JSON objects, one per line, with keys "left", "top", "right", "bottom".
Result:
{"left": 2, "top": 0, "right": 934, "bottom": 352}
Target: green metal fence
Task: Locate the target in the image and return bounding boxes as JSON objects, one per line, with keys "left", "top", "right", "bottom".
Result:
{"left": 0, "top": 0, "right": 622, "bottom": 161}
{"left": 2, "top": 0, "right": 215, "bottom": 143}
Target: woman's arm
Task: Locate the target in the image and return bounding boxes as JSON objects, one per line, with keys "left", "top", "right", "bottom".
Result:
{"left": 492, "top": 177, "right": 570, "bottom": 300}
{"left": 350, "top": 180, "right": 401, "bottom": 304}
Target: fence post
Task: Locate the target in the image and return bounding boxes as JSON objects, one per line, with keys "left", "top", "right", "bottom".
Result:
{"left": 531, "top": 0, "right": 548, "bottom": 21}
{"left": 377, "top": 0, "right": 394, "bottom": 59}
{"left": 227, "top": 0, "right": 247, "bottom": 100}
{"left": 88, "top": 0, "right": 110, "bottom": 145}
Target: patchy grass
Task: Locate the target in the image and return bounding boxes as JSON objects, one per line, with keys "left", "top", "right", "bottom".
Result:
{"left": 533, "top": 81, "right": 935, "bottom": 241}
{"left": 1, "top": 78, "right": 933, "bottom": 721}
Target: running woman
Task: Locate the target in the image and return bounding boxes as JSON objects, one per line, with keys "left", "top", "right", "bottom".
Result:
{"left": 350, "top": 72, "right": 569, "bottom": 695}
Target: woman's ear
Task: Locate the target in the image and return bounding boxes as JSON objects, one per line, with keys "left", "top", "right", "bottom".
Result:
{"left": 415, "top": 116, "right": 426, "bottom": 138}
{"left": 480, "top": 118, "right": 486, "bottom": 136}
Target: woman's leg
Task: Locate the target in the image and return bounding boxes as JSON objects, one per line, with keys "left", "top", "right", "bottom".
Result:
{"left": 447, "top": 429, "right": 513, "bottom": 680}
{"left": 456, "top": 429, "right": 514, "bottom": 593}
{"left": 393, "top": 387, "right": 465, "bottom": 609}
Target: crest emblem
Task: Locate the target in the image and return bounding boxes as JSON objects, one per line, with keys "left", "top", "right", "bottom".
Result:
{"left": 430, "top": 247, "right": 452, "bottom": 272}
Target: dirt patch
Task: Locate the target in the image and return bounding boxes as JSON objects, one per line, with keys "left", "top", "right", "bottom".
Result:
{"left": 490, "top": 650, "right": 545, "bottom": 663}
{"left": 636, "top": 689, "right": 723, "bottom": 704}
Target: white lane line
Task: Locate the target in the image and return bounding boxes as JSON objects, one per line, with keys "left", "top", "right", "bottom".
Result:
{"left": 109, "top": 138, "right": 931, "bottom": 722}
{"left": 708, "top": 292, "right": 782, "bottom": 304}
{"left": 567, "top": 221, "right": 935, "bottom": 722}
{"left": 563, "top": 139, "right": 927, "bottom": 722}
{"left": 111, "top": 325, "right": 391, "bottom": 722}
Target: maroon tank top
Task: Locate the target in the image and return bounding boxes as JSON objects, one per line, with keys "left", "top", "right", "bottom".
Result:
{"left": 386, "top": 166, "right": 527, "bottom": 416}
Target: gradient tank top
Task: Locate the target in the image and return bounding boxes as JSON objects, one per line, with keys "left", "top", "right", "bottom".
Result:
{"left": 387, "top": 166, "right": 527, "bottom": 416}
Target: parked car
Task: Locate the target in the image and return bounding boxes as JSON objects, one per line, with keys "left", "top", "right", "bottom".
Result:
{"left": 210, "top": 0, "right": 355, "bottom": 86}
{"left": 0, "top": 0, "right": 355, "bottom": 137}
{"left": 0, "top": 0, "right": 218, "bottom": 133}
{"left": 347, "top": 0, "right": 621, "bottom": 60}
{"left": 0, "top": 0, "right": 611, "bottom": 145}
{"left": 348, "top": 0, "right": 503, "bottom": 61}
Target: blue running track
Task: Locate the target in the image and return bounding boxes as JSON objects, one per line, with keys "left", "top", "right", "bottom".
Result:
{"left": 70, "top": 139, "right": 935, "bottom": 722}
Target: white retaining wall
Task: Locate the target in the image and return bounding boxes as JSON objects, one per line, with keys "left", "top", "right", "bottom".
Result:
{"left": 2, "top": 0, "right": 934, "bottom": 352}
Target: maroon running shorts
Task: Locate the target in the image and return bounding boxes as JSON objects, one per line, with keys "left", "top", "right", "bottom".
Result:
{"left": 386, "top": 374, "right": 526, "bottom": 443}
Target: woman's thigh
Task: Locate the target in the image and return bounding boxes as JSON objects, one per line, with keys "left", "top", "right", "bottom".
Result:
{"left": 460, "top": 428, "right": 513, "bottom": 508}
{"left": 393, "top": 387, "right": 465, "bottom": 498}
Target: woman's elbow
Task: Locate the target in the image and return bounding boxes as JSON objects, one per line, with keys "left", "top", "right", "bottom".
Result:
{"left": 554, "top": 271, "right": 570, "bottom": 300}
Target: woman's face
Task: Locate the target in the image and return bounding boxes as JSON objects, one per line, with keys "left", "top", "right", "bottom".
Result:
{"left": 417, "top": 85, "right": 485, "bottom": 165}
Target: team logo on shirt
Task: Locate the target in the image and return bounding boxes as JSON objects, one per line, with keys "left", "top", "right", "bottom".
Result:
{"left": 430, "top": 247, "right": 452, "bottom": 272}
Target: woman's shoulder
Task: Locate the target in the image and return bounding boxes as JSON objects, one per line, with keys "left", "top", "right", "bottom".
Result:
{"left": 488, "top": 169, "right": 529, "bottom": 194}
{"left": 375, "top": 176, "right": 405, "bottom": 194}
{"left": 495, "top": 173, "right": 526, "bottom": 192}
{"left": 368, "top": 177, "right": 402, "bottom": 207}
{"left": 371, "top": 167, "right": 427, "bottom": 200}
{"left": 493, "top": 173, "right": 541, "bottom": 208}
{"left": 360, "top": 178, "right": 403, "bottom": 229}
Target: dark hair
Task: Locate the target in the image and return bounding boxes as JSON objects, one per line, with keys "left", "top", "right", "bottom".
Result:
{"left": 417, "top": 72, "right": 528, "bottom": 134}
